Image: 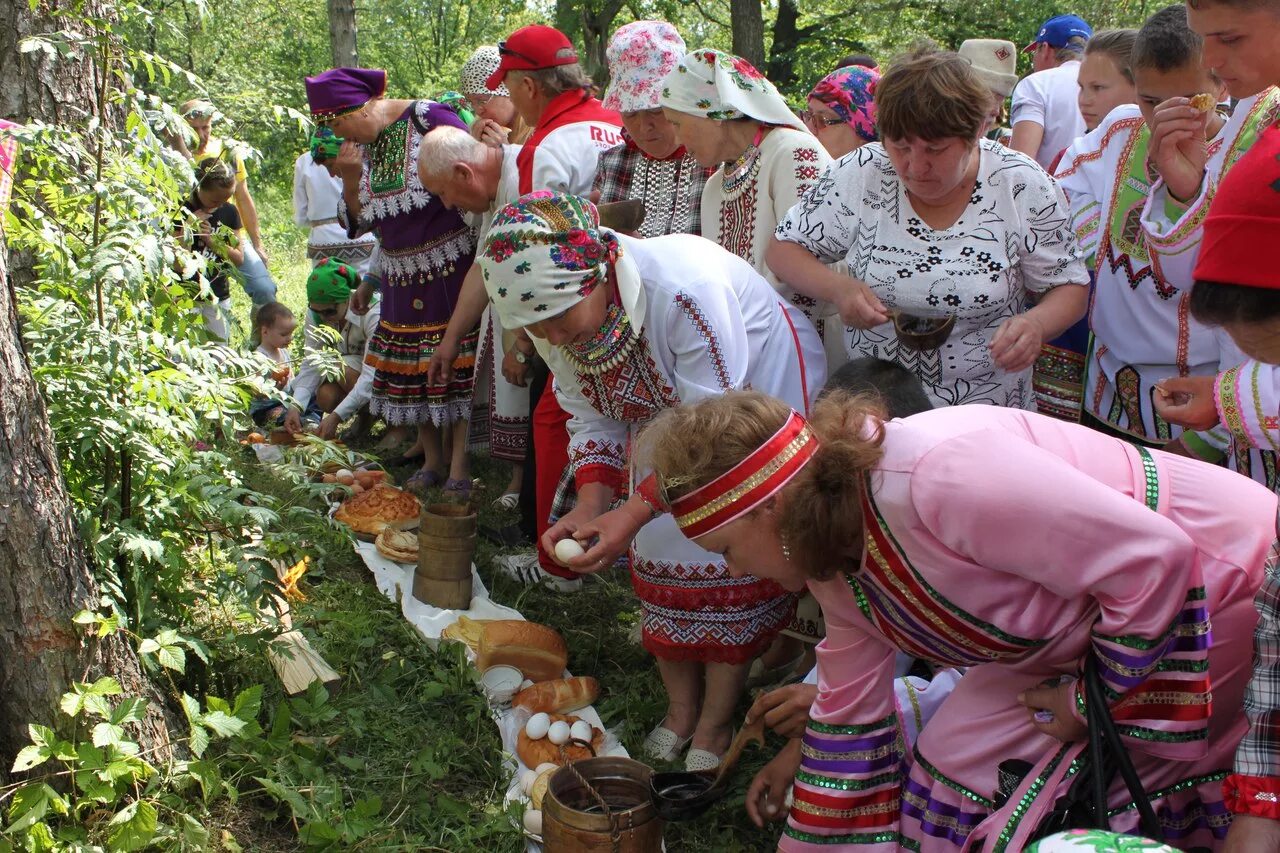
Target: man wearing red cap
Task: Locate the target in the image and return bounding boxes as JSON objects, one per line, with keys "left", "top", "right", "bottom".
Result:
{"left": 478, "top": 25, "right": 624, "bottom": 591}
{"left": 1010, "top": 14, "right": 1092, "bottom": 168}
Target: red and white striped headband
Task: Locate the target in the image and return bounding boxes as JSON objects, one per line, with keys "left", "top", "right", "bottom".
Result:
{"left": 670, "top": 410, "right": 819, "bottom": 539}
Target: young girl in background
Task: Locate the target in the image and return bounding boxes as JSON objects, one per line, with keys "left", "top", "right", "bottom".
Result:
{"left": 182, "top": 158, "right": 244, "bottom": 341}
{"left": 249, "top": 302, "right": 307, "bottom": 427}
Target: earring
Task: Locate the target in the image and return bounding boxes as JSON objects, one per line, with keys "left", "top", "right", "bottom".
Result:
{"left": 780, "top": 532, "right": 792, "bottom": 562}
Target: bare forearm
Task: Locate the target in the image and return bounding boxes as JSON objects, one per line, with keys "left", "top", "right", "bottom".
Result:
{"left": 765, "top": 238, "right": 849, "bottom": 303}
{"left": 342, "top": 179, "right": 363, "bottom": 224}
{"left": 236, "top": 184, "right": 263, "bottom": 247}
{"left": 1026, "top": 282, "right": 1088, "bottom": 340}
{"left": 442, "top": 263, "right": 489, "bottom": 346}
{"left": 1009, "top": 121, "right": 1044, "bottom": 160}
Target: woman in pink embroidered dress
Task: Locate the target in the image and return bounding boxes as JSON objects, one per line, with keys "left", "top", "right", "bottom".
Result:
{"left": 638, "top": 390, "right": 1274, "bottom": 851}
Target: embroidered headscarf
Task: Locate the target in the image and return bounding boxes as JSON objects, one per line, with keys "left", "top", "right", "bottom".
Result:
{"left": 307, "top": 256, "right": 360, "bottom": 304}
{"left": 659, "top": 48, "right": 806, "bottom": 131}
{"left": 309, "top": 126, "right": 343, "bottom": 163}
{"left": 459, "top": 46, "right": 511, "bottom": 99}
{"left": 479, "top": 191, "right": 622, "bottom": 329}
{"left": 603, "top": 21, "right": 687, "bottom": 114}
{"left": 809, "top": 66, "right": 879, "bottom": 143}
{"left": 305, "top": 68, "right": 388, "bottom": 122}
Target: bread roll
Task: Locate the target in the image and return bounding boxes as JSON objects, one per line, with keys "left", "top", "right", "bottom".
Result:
{"left": 513, "top": 677, "right": 599, "bottom": 714}
{"left": 477, "top": 621, "right": 567, "bottom": 683}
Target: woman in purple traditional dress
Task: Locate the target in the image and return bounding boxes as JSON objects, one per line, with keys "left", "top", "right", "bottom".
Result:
{"left": 304, "top": 68, "right": 478, "bottom": 494}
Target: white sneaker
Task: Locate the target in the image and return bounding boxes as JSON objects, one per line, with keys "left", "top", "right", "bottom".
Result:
{"left": 496, "top": 553, "right": 582, "bottom": 593}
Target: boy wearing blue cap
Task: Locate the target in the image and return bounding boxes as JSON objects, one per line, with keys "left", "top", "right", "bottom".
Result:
{"left": 1010, "top": 13, "right": 1094, "bottom": 168}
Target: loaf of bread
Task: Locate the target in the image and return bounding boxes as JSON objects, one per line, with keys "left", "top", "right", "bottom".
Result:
{"left": 513, "top": 677, "right": 599, "bottom": 714}
{"left": 476, "top": 620, "right": 568, "bottom": 683}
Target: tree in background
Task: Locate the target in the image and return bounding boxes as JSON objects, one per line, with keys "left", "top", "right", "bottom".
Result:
{"left": 328, "top": 0, "right": 359, "bottom": 66}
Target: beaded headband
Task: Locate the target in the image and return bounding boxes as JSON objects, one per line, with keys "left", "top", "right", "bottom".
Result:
{"left": 670, "top": 410, "right": 818, "bottom": 539}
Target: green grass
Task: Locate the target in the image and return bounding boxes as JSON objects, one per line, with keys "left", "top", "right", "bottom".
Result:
{"left": 212, "top": 192, "right": 786, "bottom": 851}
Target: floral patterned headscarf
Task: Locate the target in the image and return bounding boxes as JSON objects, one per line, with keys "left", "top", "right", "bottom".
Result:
{"left": 809, "top": 66, "right": 879, "bottom": 143}
{"left": 659, "top": 48, "right": 806, "bottom": 132}
{"left": 479, "top": 191, "right": 622, "bottom": 329}
{"left": 602, "top": 21, "right": 686, "bottom": 113}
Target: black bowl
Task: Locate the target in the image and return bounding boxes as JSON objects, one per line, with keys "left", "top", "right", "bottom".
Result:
{"left": 649, "top": 769, "right": 718, "bottom": 821}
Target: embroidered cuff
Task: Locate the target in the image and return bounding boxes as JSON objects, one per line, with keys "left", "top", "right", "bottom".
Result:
{"left": 575, "top": 464, "right": 624, "bottom": 493}
{"left": 1224, "top": 773, "right": 1280, "bottom": 819}
{"left": 635, "top": 473, "right": 668, "bottom": 517}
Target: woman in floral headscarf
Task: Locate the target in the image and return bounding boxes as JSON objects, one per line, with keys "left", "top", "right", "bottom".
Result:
{"left": 478, "top": 190, "right": 825, "bottom": 772}
{"left": 659, "top": 49, "right": 830, "bottom": 302}
{"left": 592, "top": 22, "right": 715, "bottom": 237}
{"left": 459, "top": 46, "right": 532, "bottom": 147}
{"left": 804, "top": 65, "right": 879, "bottom": 159}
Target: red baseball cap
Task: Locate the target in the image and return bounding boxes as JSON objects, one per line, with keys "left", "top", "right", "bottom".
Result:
{"left": 486, "top": 25, "right": 579, "bottom": 89}
{"left": 1194, "top": 124, "right": 1280, "bottom": 289}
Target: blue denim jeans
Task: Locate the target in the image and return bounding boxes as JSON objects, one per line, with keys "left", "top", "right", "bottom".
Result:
{"left": 235, "top": 243, "right": 278, "bottom": 306}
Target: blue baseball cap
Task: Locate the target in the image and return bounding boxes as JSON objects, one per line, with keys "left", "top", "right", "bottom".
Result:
{"left": 1023, "top": 15, "right": 1093, "bottom": 52}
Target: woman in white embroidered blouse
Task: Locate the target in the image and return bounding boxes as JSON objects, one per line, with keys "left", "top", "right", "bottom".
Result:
{"left": 768, "top": 50, "right": 1090, "bottom": 409}
{"left": 659, "top": 49, "right": 830, "bottom": 297}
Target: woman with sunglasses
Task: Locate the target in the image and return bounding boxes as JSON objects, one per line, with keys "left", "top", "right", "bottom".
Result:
{"left": 769, "top": 50, "right": 1089, "bottom": 411}
{"left": 304, "top": 67, "right": 478, "bottom": 496}
{"left": 458, "top": 46, "right": 532, "bottom": 148}
{"left": 285, "top": 258, "right": 382, "bottom": 440}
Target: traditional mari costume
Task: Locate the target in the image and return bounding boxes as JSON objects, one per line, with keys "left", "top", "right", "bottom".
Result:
{"left": 485, "top": 25, "right": 625, "bottom": 581}
{"left": 1169, "top": 123, "right": 1280, "bottom": 821}
{"left": 479, "top": 192, "right": 826, "bottom": 661}
{"left": 593, "top": 21, "right": 713, "bottom": 238}
{"left": 1057, "top": 93, "right": 1280, "bottom": 444}
{"left": 304, "top": 68, "right": 477, "bottom": 426}
{"left": 659, "top": 49, "right": 831, "bottom": 298}
{"left": 659, "top": 404, "right": 1272, "bottom": 851}
{"left": 291, "top": 128, "right": 376, "bottom": 273}
{"left": 775, "top": 141, "right": 1088, "bottom": 409}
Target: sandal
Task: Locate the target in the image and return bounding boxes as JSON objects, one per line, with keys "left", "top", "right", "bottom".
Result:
{"left": 684, "top": 748, "right": 721, "bottom": 772}
{"left": 403, "top": 468, "right": 443, "bottom": 496}
{"left": 442, "top": 477, "right": 473, "bottom": 501}
{"left": 492, "top": 491, "right": 520, "bottom": 510}
{"left": 642, "top": 725, "right": 692, "bottom": 763}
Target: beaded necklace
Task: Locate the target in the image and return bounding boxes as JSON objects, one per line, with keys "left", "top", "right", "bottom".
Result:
{"left": 561, "top": 300, "right": 639, "bottom": 375}
{"left": 722, "top": 126, "right": 766, "bottom": 195}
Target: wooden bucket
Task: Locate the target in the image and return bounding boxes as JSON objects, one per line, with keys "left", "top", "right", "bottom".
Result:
{"left": 543, "top": 757, "right": 664, "bottom": 852}
{"left": 413, "top": 503, "right": 477, "bottom": 609}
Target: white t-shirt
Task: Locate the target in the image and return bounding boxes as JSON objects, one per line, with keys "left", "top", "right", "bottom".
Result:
{"left": 774, "top": 140, "right": 1088, "bottom": 409}
{"left": 1010, "top": 60, "right": 1086, "bottom": 169}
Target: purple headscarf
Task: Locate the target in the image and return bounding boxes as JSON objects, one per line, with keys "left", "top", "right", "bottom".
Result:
{"left": 305, "top": 68, "right": 388, "bottom": 122}
{"left": 809, "top": 66, "right": 879, "bottom": 143}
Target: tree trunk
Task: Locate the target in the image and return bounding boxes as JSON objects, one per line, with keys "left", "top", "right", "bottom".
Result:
{"left": 327, "top": 0, "right": 359, "bottom": 68}
{"left": 766, "top": 0, "right": 803, "bottom": 90}
{"left": 0, "top": 0, "right": 170, "bottom": 782}
{"left": 730, "top": 0, "right": 767, "bottom": 71}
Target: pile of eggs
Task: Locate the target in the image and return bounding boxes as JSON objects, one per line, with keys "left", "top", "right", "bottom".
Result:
{"left": 524, "top": 712, "right": 593, "bottom": 745}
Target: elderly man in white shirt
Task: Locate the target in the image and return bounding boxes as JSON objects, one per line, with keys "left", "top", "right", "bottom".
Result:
{"left": 1009, "top": 14, "right": 1093, "bottom": 169}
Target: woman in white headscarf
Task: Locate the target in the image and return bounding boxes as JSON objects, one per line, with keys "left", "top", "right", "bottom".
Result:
{"left": 659, "top": 49, "right": 830, "bottom": 305}
{"left": 459, "top": 45, "right": 532, "bottom": 147}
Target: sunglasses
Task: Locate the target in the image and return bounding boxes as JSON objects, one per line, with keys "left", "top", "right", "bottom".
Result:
{"left": 497, "top": 40, "right": 539, "bottom": 65}
{"left": 310, "top": 305, "right": 342, "bottom": 318}
{"left": 801, "top": 111, "right": 845, "bottom": 129}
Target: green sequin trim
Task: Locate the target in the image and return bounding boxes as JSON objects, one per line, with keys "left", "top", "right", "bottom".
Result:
{"left": 368, "top": 118, "right": 409, "bottom": 195}
{"left": 1075, "top": 680, "right": 1088, "bottom": 721}
{"left": 1114, "top": 724, "right": 1207, "bottom": 744}
{"left": 1135, "top": 446, "right": 1159, "bottom": 511}
{"left": 993, "top": 747, "right": 1079, "bottom": 853}
{"left": 912, "top": 747, "right": 995, "bottom": 808}
{"left": 1106, "top": 770, "right": 1228, "bottom": 818}
{"left": 783, "top": 829, "right": 902, "bottom": 845}
{"left": 898, "top": 838, "right": 921, "bottom": 852}
{"left": 807, "top": 712, "right": 897, "bottom": 736}
{"left": 1153, "top": 658, "right": 1210, "bottom": 674}
{"left": 844, "top": 571, "right": 874, "bottom": 624}
{"left": 862, "top": 485, "right": 1046, "bottom": 649}
{"left": 794, "top": 769, "right": 900, "bottom": 792}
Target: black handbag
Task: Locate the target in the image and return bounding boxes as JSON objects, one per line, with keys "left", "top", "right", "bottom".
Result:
{"left": 998, "top": 656, "right": 1165, "bottom": 843}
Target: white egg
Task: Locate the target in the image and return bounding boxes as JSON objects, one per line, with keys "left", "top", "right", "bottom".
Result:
{"left": 569, "top": 720, "right": 593, "bottom": 743}
{"left": 520, "top": 679, "right": 535, "bottom": 690}
{"left": 553, "top": 537, "right": 586, "bottom": 566}
{"left": 523, "top": 808, "right": 543, "bottom": 836}
{"left": 525, "top": 712, "right": 551, "bottom": 740}
{"left": 519, "top": 769, "right": 538, "bottom": 795}
{"left": 547, "top": 720, "right": 571, "bottom": 745}
{"left": 534, "top": 762, "right": 558, "bottom": 776}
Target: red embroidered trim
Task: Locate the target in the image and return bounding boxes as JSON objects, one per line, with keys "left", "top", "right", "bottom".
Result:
{"left": 1224, "top": 773, "right": 1280, "bottom": 819}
